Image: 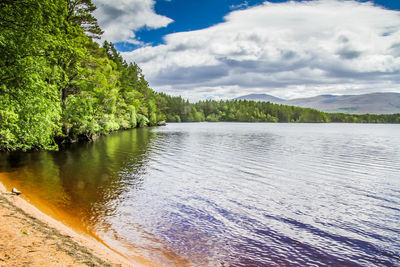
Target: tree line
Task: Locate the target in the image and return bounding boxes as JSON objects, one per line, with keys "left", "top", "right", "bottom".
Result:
{"left": 157, "top": 95, "right": 400, "bottom": 124}
{"left": 1, "top": 0, "right": 399, "bottom": 151}
{"left": 0, "top": 0, "right": 165, "bottom": 151}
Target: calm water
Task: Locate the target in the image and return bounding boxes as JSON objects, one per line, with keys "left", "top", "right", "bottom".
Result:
{"left": 1, "top": 123, "right": 399, "bottom": 266}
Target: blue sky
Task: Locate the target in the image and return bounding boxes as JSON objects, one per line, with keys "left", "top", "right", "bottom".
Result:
{"left": 113, "top": 0, "right": 400, "bottom": 51}
{"left": 93, "top": 0, "right": 400, "bottom": 100}
{"left": 115, "top": 0, "right": 266, "bottom": 51}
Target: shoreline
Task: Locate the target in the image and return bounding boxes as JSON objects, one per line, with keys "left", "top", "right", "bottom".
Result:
{"left": 0, "top": 178, "right": 150, "bottom": 266}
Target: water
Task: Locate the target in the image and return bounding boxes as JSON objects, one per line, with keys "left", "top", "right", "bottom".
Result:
{"left": 0, "top": 123, "right": 399, "bottom": 266}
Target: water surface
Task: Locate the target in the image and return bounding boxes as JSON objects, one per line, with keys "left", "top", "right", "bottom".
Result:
{"left": 0, "top": 123, "right": 399, "bottom": 266}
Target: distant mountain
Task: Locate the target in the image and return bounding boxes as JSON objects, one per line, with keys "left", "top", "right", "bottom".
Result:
{"left": 234, "top": 93, "right": 285, "bottom": 103}
{"left": 234, "top": 92, "right": 400, "bottom": 114}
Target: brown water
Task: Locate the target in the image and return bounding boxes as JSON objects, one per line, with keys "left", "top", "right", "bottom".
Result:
{"left": 0, "top": 123, "right": 399, "bottom": 266}
{"left": 0, "top": 128, "right": 187, "bottom": 265}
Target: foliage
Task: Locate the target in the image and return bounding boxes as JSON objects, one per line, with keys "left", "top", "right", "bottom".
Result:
{"left": 0, "top": 0, "right": 161, "bottom": 151}
{"left": 66, "top": 0, "right": 103, "bottom": 39}
{"left": 159, "top": 98, "right": 400, "bottom": 124}
{"left": 0, "top": 0, "right": 65, "bottom": 150}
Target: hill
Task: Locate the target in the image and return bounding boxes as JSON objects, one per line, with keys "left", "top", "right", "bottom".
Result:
{"left": 235, "top": 92, "right": 400, "bottom": 114}
{"left": 234, "top": 94, "right": 285, "bottom": 103}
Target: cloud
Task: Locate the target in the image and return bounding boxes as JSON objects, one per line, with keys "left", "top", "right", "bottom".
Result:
{"left": 93, "top": 0, "right": 173, "bottom": 43}
{"left": 121, "top": 0, "right": 400, "bottom": 101}
{"left": 230, "top": 1, "right": 249, "bottom": 10}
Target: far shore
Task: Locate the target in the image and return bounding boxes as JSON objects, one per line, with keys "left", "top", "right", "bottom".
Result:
{"left": 0, "top": 173, "right": 151, "bottom": 266}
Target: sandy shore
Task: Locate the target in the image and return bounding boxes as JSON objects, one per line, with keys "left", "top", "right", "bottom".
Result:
{"left": 0, "top": 181, "right": 147, "bottom": 267}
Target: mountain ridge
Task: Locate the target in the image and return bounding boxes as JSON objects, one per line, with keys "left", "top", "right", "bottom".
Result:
{"left": 234, "top": 92, "right": 400, "bottom": 114}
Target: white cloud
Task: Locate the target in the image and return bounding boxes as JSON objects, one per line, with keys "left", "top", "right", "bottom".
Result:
{"left": 230, "top": 1, "right": 249, "bottom": 10}
{"left": 93, "top": 0, "right": 173, "bottom": 43}
{"left": 121, "top": 0, "right": 400, "bottom": 101}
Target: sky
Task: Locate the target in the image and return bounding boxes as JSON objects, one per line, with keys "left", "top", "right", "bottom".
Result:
{"left": 93, "top": 0, "right": 400, "bottom": 101}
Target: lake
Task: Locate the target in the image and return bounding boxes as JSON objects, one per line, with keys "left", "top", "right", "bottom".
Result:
{"left": 0, "top": 123, "right": 399, "bottom": 266}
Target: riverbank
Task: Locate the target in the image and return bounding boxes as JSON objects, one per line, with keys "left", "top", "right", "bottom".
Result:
{"left": 0, "top": 180, "right": 143, "bottom": 266}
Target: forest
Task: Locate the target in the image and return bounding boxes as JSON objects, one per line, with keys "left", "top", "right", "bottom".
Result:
{"left": 157, "top": 94, "right": 400, "bottom": 124}
{"left": 1, "top": 0, "right": 399, "bottom": 151}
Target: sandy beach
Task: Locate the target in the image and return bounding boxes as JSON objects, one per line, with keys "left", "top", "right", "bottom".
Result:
{"left": 0, "top": 180, "right": 146, "bottom": 267}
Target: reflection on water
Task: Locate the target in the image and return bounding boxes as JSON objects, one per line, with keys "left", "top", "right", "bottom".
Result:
{"left": 0, "top": 128, "right": 183, "bottom": 264}
{"left": 1, "top": 123, "right": 400, "bottom": 266}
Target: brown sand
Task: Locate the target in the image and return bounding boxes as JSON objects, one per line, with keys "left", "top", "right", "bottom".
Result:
{"left": 0, "top": 181, "right": 149, "bottom": 267}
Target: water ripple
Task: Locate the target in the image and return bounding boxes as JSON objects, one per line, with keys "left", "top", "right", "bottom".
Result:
{"left": 1, "top": 123, "right": 399, "bottom": 266}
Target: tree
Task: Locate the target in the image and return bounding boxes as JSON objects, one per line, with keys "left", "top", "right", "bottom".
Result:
{"left": 66, "top": 0, "right": 103, "bottom": 39}
{"left": 0, "top": 0, "right": 67, "bottom": 150}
